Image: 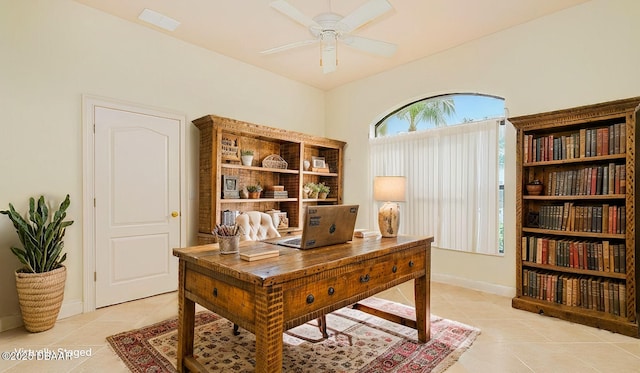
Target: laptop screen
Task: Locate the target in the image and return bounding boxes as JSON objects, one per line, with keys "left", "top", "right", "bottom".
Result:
{"left": 279, "top": 204, "right": 359, "bottom": 249}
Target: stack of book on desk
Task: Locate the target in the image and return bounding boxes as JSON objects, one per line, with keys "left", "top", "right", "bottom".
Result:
{"left": 354, "top": 229, "right": 380, "bottom": 238}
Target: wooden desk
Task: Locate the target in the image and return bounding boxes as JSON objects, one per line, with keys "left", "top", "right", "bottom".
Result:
{"left": 173, "top": 235, "right": 433, "bottom": 373}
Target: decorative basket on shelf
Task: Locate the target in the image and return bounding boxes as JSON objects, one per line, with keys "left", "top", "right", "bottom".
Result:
{"left": 262, "top": 154, "right": 288, "bottom": 169}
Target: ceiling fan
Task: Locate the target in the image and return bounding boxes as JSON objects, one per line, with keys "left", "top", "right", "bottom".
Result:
{"left": 262, "top": 0, "right": 397, "bottom": 74}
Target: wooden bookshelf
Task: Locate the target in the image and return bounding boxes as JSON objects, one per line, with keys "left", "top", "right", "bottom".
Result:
{"left": 510, "top": 97, "right": 640, "bottom": 337}
{"left": 193, "top": 115, "right": 345, "bottom": 244}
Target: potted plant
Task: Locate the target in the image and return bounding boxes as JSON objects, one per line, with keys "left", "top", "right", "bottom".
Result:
{"left": 241, "top": 149, "right": 254, "bottom": 166}
{"left": 304, "top": 182, "right": 320, "bottom": 199}
{"left": 1, "top": 194, "right": 74, "bottom": 332}
{"left": 302, "top": 182, "right": 312, "bottom": 198}
{"left": 317, "top": 183, "right": 330, "bottom": 199}
{"left": 246, "top": 184, "right": 263, "bottom": 199}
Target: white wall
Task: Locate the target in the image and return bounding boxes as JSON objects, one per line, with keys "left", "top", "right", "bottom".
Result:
{"left": 326, "top": 0, "right": 640, "bottom": 295}
{"left": 0, "top": 0, "right": 325, "bottom": 330}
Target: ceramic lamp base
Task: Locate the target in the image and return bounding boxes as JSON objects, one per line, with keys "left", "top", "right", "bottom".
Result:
{"left": 378, "top": 201, "right": 400, "bottom": 237}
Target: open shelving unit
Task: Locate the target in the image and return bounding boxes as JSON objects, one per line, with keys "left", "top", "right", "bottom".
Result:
{"left": 510, "top": 97, "right": 639, "bottom": 337}
{"left": 193, "top": 115, "right": 345, "bottom": 244}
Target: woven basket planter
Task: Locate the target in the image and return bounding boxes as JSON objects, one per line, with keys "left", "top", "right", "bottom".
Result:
{"left": 14, "top": 265, "right": 66, "bottom": 332}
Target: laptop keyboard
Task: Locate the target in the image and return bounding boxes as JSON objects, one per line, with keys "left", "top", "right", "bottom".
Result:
{"left": 282, "top": 237, "right": 301, "bottom": 246}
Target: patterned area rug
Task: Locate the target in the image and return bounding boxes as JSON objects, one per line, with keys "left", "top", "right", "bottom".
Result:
{"left": 107, "top": 297, "right": 480, "bottom": 372}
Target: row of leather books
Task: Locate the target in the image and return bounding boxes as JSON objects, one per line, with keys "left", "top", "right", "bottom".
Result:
{"left": 522, "top": 269, "right": 627, "bottom": 317}
{"left": 536, "top": 203, "right": 626, "bottom": 234}
{"left": 523, "top": 123, "right": 626, "bottom": 163}
{"left": 521, "top": 236, "right": 626, "bottom": 273}
{"left": 544, "top": 163, "right": 626, "bottom": 196}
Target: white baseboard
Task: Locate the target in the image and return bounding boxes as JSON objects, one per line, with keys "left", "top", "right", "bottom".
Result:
{"left": 0, "top": 299, "right": 84, "bottom": 332}
{"left": 58, "top": 299, "right": 83, "bottom": 320}
{"left": 432, "top": 273, "right": 516, "bottom": 298}
{"left": 0, "top": 314, "right": 23, "bottom": 333}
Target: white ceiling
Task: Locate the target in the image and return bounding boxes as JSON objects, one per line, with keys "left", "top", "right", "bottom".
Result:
{"left": 75, "top": 0, "right": 589, "bottom": 91}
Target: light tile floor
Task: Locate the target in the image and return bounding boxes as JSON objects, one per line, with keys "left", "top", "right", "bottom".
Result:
{"left": 1, "top": 281, "right": 640, "bottom": 372}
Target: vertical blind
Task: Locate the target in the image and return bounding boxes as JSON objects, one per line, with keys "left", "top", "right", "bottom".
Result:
{"left": 369, "top": 119, "right": 500, "bottom": 254}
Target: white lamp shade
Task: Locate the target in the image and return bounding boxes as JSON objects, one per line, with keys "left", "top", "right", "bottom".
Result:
{"left": 373, "top": 176, "right": 406, "bottom": 202}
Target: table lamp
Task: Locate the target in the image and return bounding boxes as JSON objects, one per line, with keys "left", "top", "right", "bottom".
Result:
{"left": 374, "top": 176, "right": 406, "bottom": 237}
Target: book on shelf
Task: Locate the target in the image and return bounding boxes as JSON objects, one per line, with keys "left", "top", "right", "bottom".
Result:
{"left": 579, "top": 128, "right": 586, "bottom": 158}
{"left": 613, "top": 283, "right": 620, "bottom": 315}
{"left": 618, "top": 164, "right": 626, "bottom": 194}
{"left": 263, "top": 191, "right": 289, "bottom": 198}
{"left": 522, "top": 268, "right": 626, "bottom": 317}
{"left": 619, "top": 123, "right": 626, "bottom": 154}
{"left": 522, "top": 236, "right": 625, "bottom": 274}
{"left": 546, "top": 163, "right": 626, "bottom": 196}
{"left": 550, "top": 203, "right": 627, "bottom": 234}
{"left": 524, "top": 125, "right": 626, "bottom": 162}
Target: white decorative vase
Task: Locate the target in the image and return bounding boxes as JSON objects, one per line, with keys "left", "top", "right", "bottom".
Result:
{"left": 303, "top": 160, "right": 310, "bottom": 170}
{"left": 378, "top": 202, "right": 400, "bottom": 237}
{"left": 241, "top": 155, "right": 253, "bottom": 166}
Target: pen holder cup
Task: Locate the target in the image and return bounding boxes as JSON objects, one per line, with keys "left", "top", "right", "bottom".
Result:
{"left": 217, "top": 235, "right": 240, "bottom": 254}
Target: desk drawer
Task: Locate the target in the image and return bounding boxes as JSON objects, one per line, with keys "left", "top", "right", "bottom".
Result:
{"left": 185, "top": 268, "right": 255, "bottom": 324}
{"left": 283, "top": 249, "right": 425, "bottom": 320}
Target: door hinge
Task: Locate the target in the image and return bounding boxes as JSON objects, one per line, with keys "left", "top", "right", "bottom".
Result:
{"left": 94, "top": 272, "right": 96, "bottom": 282}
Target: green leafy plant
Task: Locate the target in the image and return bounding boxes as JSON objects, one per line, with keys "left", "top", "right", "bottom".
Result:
{"left": 304, "top": 182, "right": 320, "bottom": 192}
{"left": 241, "top": 149, "right": 254, "bottom": 156}
{"left": 317, "top": 183, "right": 330, "bottom": 194}
{"left": 246, "top": 184, "right": 262, "bottom": 193}
{"left": 1, "top": 195, "right": 74, "bottom": 273}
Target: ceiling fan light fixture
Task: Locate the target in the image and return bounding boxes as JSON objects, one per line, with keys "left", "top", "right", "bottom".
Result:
{"left": 321, "top": 30, "right": 337, "bottom": 51}
{"left": 266, "top": 0, "right": 395, "bottom": 74}
{"left": 320, "top": 31, "right": 338, "bottom": 73}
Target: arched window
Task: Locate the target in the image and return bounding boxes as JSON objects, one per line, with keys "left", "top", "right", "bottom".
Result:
{"left": 370, "top": 94, "right": 505, "bottom": 255}
{"left": 375, "top": 93, "right": 504, "bottom": 137}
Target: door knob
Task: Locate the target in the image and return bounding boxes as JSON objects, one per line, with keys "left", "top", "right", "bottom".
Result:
{"left": 171, "top": 211, "right": 179, "bottom": 218}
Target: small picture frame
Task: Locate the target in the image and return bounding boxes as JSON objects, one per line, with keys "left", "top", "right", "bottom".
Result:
{"left": 222, "top": 175, "right": 239, "bottom": 198}
{"left": 277, "top": 212, "right": 289, "bottom": 229}
{"left": 312, "top": 156, "right": 326, "bottom": 168}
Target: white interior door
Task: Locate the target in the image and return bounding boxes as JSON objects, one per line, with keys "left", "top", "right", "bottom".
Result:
{"left": 94, "top": 106, "right": 181, "bottom": 308}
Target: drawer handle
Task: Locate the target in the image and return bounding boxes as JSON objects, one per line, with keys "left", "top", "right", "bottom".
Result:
{"left": 409, "top": 260, "right": 414, "bottom": 267}
{"left": 360, "top": 274, "right": 370, "bottom": 283}
{"left": 392, "top": 265, "right": 397, "bottom": 273}
{"left": 213, "top": 287, "right": 218, "bottom": 297}
{"left": 328, "top": 287, "right": 335, "bottom": 296}
{"left": 306, "top": 294, "right": 315, "bottom": 304}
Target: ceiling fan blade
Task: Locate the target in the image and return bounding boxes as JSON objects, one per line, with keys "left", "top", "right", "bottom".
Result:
{"left": 321, "top": 47, "right": 337, "bottom": 74}
{"left": 270, "top": 0, "right": 319, "bottom": 28}
{"left": 338, "top": 0, "right": 392, "bottom": 33}
{"left": 260, "top": 39, "right": 318, "bottom": 55}
{"left": 342, "top": 35, "right": 397, "bottom": 56}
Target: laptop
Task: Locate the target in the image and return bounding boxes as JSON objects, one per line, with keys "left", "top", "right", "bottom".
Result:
{"left": 274, "top": 204, "right": 359, "bottom": 249}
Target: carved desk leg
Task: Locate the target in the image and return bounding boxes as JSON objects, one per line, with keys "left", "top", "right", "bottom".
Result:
{"left": 177, "top": 260, "right": 195, "bottom": 372}
{"left": 415, "top": 244, "right": 431, "bottom": 342}
{"left": 254, "top": 285, "right": 284, "bottom": 373}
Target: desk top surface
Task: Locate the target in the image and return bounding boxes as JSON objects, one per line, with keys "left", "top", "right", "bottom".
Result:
{"left": 173, "top": 235, "right": 433, "bottom": 286}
